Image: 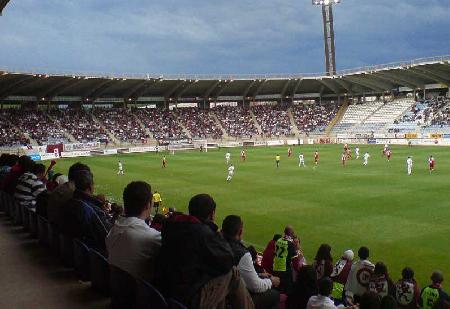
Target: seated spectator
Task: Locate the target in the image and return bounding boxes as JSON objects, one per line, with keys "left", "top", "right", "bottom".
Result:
{"left": 47, "top": 163, "right": 87, "bottom": 231}
{"left": 369, "top": 262, "right": 395, "bottom": 298}
{"left": 331, "top": 250, "right": 354, "bottom": 303}
{"left": 394, "top": 267, "right": 420, "bottom": 309}
{"left": 286, "top": 265, "right": 318, "bottom": 309}
{"left": 273, "top": 226, "right": 299, "bottom": 293}
{"left": 2, "top": 155, "right": 34, "bottom": 195}
{"left": 380, "top": 295, "right": 398, "bottom": 309}
{"left": 158, "top": 194, "right": 253, "bottom": 308}
{"left": 222, "top": 215, "right": 280, "bottom": 309}
{"left": 14, "top": 162, "right": 46, "bottom": 209}
{"left": 313, "top": 243, "right": 333, "bottom": 280}
{"left": 106, "top": 181, "right": 161, "bottom": 282}
{"left": 307, "top": 277, "right": 355, "bottom": 309}
{"left": 359, "top": 292, "right": 381, "bottom": 309}
{"left": 0, "top": 154, "right": 18, "bottom": 182}
{"left": 247, "top": 245, "right": 265, "bottom": 274}
{"left": 419, "top": 271, "right": 450, "bottom": 309}
{"left": 149, "top": 213, "right": 165, "bottom": 232}
{"left": 261, "top": 234, "right": 282, "bottom": 274}
{"left": 345, "top": 246, "right": 375, "bottom": 305}
{"left": 62, "top": 168, "right": 113, "bottom": 252}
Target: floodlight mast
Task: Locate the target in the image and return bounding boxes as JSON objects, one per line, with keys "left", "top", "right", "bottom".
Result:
{"left": 312, "top": 0, "right": 340, "bottom": 76}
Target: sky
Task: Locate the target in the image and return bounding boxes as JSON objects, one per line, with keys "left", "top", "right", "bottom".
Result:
{"left": 0, "top": 0, "right": 449, "bottom": 75}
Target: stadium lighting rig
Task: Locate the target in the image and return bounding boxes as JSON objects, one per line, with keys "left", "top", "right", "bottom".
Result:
{"left": 0, "top": 0, "right": 11, "bottom": 16}
{"left": 312, "top": 0, "right": 341, "bottom": 76}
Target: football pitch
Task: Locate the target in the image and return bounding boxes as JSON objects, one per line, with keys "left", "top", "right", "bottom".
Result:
{"left": 53, "top": 144, "right": 450, "bottom": 286}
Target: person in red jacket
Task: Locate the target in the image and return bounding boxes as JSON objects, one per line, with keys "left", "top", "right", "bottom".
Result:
{"left": 261, "top": 234, "right": 282, "bottom": 274}
{"left": 312, "top": 243, "right": 333, "bottom": 280}
{"left": 331, "top": 250, "right": 354, "bottom": 302}
{"left": 395, "top": 267, "right": 420, "bottom": 309}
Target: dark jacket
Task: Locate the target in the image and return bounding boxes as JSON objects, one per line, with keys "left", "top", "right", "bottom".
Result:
{"left": 62, "top": 189, "right": 111, "bottom": 251}
{"left": 158, "top": 214, "right": 234, "bottom": 305}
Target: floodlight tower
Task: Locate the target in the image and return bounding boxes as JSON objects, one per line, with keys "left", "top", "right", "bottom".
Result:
{"left": 312, "top": 0, "right": 341, "bottom": 76}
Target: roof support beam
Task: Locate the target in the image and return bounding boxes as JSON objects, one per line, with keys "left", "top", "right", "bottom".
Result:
{"left": 202, "top": 81, "right": 221, "bottom": 99}
{"left": 291, "top": 79, "right": 304, "bottom": 97}
{"left": 242, "top": 80, "right": 257, "bottom": 100}
{"left": 280, "top": 79, "right": 292, "bottom": 99}
{"left": 0, "top": 75, "right": 36, "bottom": 99}
{"left": 165, "top": 80, "right": 186, "bottom": 99}
{"left": 174, "top": 80, "right": 197, "bottom": 100}
{"left": 318, "top": 79, "right": 340, "bottom": 94}
{"left": 38, "top": 78, "right": 75, "bottom": 99}
{"left": 334, "top": 78, "right": 353, "bottom": 94}
{"left": 375, "top": 71, "right": 422, "bottom": 89}
{"left": 410, "top": 67, "right": 449, "bottom": 86}
{"left": 343, "top": 76, "right": 385, "bottom": 93}
{"left": 213, "top": 80, "right": 234, "bottom": 99}
{"left": 251, "top": 80, "right": 268, "bottom": 98}
{"left": 84, "top": 79, "right": 118, "bottom": 100}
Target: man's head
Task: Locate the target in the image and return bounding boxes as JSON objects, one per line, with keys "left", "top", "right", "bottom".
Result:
{"left": 222, "top": 215, "right": 243, "bottom": 241}
{"left": 123, "top": 181, "right": 153, "bottom": 219}
{"left": 317, "top": 277, "right": 333, "bottom": 297}
{"left": 284, "top": 225, "right": 295, "bottom": 238}
{"left": 374, "top": 262, "right": 388, "bottom": 276}
{"left": 431, "top": 271, "right": 444, "bottom": 285}
{"left": 358, "top": 246, "right": 370, "bottom": 260}
{"left": 19, "top": 155, "right": 35, "bottom": 173}
{"left": 33, "top": 163, "right": 46, "bottom": 179}
{"left": 402, "top": 267, "right": 414, "bottom": 280}
{"left": 68, "top": 162, "right": 91, "bottom": 182}
{"left": 343, "top": 249, "right": 354, "bottom": 261}
{"left": 188, "top": 194, "right": 216, "bottom": 222}
{"left": 72, "top": 169, "right": 94, "bottom": 194}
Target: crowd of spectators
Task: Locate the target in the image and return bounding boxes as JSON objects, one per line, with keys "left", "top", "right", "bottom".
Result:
{"left": 133, "top": 108, "right": 187, "bottom": 141}
{"left": 176, "top": 108, "right": 223, "bottom": 139}
{"left": 0, "top": 116, "right": 30, "bottom": 147}
{"left": 214, "top": 106, "right": 259, "bottom": 138}
{"left": 1, "top": 109, "right": 67, "bottom": 145}
{"left": 49, "top": 109, "right": 109, "bottom": 143}
{"left": 93, "top": 108, "right": 149, "bottom": 143}
{"left": 252, "top": 105, "right": 293, "bottom": 137}
{"left": 292, "top": 104, "right": 340, "bottom": 133}
{"left": 1, "top": 154, "right": 450, "bottom": 309}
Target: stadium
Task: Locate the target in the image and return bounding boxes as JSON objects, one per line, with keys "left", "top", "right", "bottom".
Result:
{"left": 0, "top": 0, "right": 449, "bottom": 308}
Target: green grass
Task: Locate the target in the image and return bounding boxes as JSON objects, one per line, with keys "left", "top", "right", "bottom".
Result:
{"left": 53, "top": 144, "right": 450, "bottom": 288}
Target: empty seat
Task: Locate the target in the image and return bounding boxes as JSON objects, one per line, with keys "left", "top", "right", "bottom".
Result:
{"left": 89, "top": 249, "right": 110, "bottom": 296}
{"left": 73, "top": 239, "right": 91, "bottom": 281}
{"left": 110, "top": 265, "right": 137, "bottom": 309}
{"left": 136, "top": 279, "right": 167, "bottom": 309}
{"left": 37, "top": 215, "right": 49, "bottom": 246}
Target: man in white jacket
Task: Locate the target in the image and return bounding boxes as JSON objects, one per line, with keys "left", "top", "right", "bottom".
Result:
{"left": 222, "top": 215, "right": 281, "bottom": 309}
{"left": 307, "top": 277, "right": 356, "bottom": 309}
{"left": 344, "top": 246, "right": 375, "bottom": 305}
{"left": 106, "top": 181, "right": 161, "bottom": 282}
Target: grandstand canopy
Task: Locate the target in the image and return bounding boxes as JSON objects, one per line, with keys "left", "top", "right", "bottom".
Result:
{"left": 0, "top": 56, "right": 449, "bottom": 103}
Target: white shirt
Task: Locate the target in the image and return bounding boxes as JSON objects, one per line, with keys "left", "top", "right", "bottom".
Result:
{"left": 106, "top": 217, "right": 161, "bottom": 281}
{"left": 364, "top": 153, "right": 370, "bottom": 160}
{"left": 238, "top": 252, "right": 272, "bottom": 293}
{"left": 228, "top": 166, "right": 235, "bottom": 173}
{"left": 118, "top": 162, "right": 123, "bottom": 169}
{"left": 299, "top": 154, "right": 304, "bottom": 160}
{"left": 345, "top": 259, "right": 375, "bottom": 302}
{"left": 407, "top": 158, "right": 413, "bottom": 166}
{"left": 355, "top": 148, "right": 360, "bottom": 154}
{"left": 226, "top": 153, "right": 231, "bottom": 159}
{"left": 307, "top": 295, "right": 343, "bottom": 309}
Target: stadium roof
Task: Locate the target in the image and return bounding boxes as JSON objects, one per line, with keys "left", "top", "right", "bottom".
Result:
{"left": 0, "top": 0, "right": 10, "bottom": 15}
{"left": 0, "top": 55, "right": 449, "bottom": 102}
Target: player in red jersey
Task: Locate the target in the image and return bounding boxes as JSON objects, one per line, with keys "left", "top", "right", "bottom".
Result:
{"left": 240, "top": 150, "right": 246, "bottom": 162}
{"left": 429, "top": 155, "right": 435, "bottom": 174}
{"left": 386, "top": 149, "right": 392, "bottom": 162}
{"left": 341, "top": 152, "right": 346, "bottom": 166}
{"left": 162, "top": 156, "right": 167, "bottom": 168}
{"left": 314, "top": 151, "right": 320, "bottom": 166}
{"left": 288, "top": 147, "right": 292, "bottom": 157}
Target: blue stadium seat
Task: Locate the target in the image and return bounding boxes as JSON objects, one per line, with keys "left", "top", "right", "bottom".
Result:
{"left": 136, "top": 279, "right": 168, "bottom": 309}
{"left": 89, "top": 249, "right": 110, "bottom": 296}
{"left": 28, "top": 209, "right": 38, "bottom": 238}
{"left": 37, "top": 215, "right": 49, "bottom": 246}
{"left": 59, "top": 234, "right": 74, "bottom": 267}
{"left": 48, "top": 223, "right": 60, "bottom": 256}
{"left": 73, "top": 238, "right": 91, "bottom": 281}
{"left": 166, "top": 298, "right": 188, "bottom": 309}
{"left": 110, "top": 265, "right": 137, "bottom": 309}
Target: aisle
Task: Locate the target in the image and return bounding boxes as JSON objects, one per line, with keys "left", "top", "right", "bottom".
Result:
{"left": 0, "top": 213, "right": 109, "bottom": 309}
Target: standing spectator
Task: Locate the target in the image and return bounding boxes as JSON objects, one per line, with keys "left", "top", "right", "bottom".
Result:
{"left": 106, "top": 181, "right": 161, "bottom": 282}
{"left": 394, "top": 267, "right": 420, "bottom": 309}
{"left": 369, "top": 262, "right": 395, "bottom": 298}
{"left": 62, "top": 168, "right": 112, "bottom": 252}
{"left": 158, "top": 194, "right": 253, "bottom": 308}
{"left": 313, "top": 244, "right": 334, "bottom": 280}
{"left": 222, "top": 215, "right": 280, "bottom": 309}
{"left": 286, "top": 265, "right": 319, "bottom": 309}
{"left": 419, "top": 271, "right": 450, "bottom": 309}
{"left": 2, "top": 155, "right": 34, "bottom": 195}
{"left": 14, "top": 163, "right": 46, "bottom": 209}
{"left": 273, "top": 226, "right": 299, "bottom": 292}
{"left": 261, "top": 234, "right": 282, "bottom": 274}
{"left": 152, "top": 191, "right": 162, "bottom": 215}
{"left": 345, "top": 246, "right": 375, "bottom": 305}
{"left": 331, "top": 250, "right": 354, "bottom": 303}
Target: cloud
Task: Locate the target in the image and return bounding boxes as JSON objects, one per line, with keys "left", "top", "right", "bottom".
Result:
{"left": 0, "top": 0, "right": 448, "bottom": 74}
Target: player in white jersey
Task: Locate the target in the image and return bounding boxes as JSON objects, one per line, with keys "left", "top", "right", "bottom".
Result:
{"left": 226, "top": 164, "right": 235, "bottom": 182}
{"left": 225, "top": 152, "right": 231, "bottom": 164}
{"left": 117, "top": 160, "right": 124, "bottom": 175}
{"left": 363, "top": 152, "right": 370, "bottom": 166}
{"left": 298, "top": 153, "right": 305, "bottom": 167}
{"left": 406, "top": 156, "right": 413, "bottom": 175}
{"left": 355, "top": 147, "right": 360, "bottom": 159}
